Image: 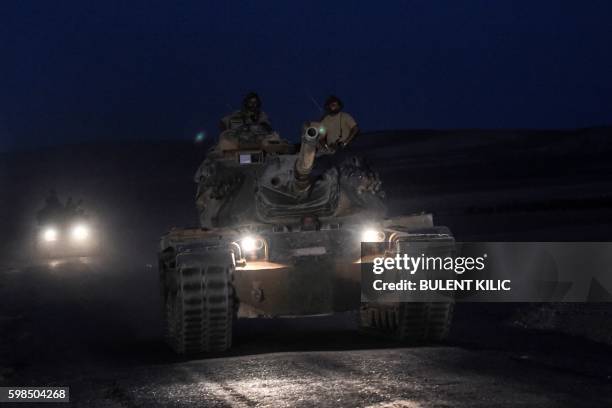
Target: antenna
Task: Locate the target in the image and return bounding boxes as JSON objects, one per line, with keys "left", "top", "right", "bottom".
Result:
{"left": 284, "top": 47, "right": 323, "bottom": 115}
{"left": 306, "top": 90, "right": 323, "bottom": 114}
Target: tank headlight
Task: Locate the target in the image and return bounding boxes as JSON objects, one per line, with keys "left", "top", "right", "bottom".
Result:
{"left": 42, "top": 228, "right": 58, "bottom": 242}
{"left": 240, "top": 236, "right": 264, "bottom": 252}
{"left": 71, "top": 224, "right": 90, "bottom": 241}
{"left": 361, "top": 229, "right": 385, "bottom": 242}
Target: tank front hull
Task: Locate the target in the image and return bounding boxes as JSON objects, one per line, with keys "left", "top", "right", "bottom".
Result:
{"left": 158, "top": 214, "right": 443, "bottom": 318}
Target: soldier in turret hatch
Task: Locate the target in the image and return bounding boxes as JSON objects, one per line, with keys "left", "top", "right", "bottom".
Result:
{"left": 216, "top": 92, "right": 279, "bottom": 151}
{"left": 219, "top": 92, "right": 272, "bottom": 132}
{"left": 318, "top": 95, "right": 359, "bottom": 153}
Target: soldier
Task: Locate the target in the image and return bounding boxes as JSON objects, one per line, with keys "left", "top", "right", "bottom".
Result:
{"left": 219, "top": 92, "right": 272, "bottom": 132}
{"left": 216, "top": 92, "right": 279, "bottom": 151}
{"left": 318, "top": 95, "right": 359, "bottom": 152}
{"left": 36, "top": 189, "right": 64, "bottom": 225}
{"left": 74, "top": 199, "right": 85, "bottom": 217}
{"left": 65, "top": 197, "right": 76, "bottom": 214}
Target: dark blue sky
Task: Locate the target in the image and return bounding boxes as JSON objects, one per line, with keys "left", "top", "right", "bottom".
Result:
{"left": 1, "top": 0, "right": 611, "bottom": 151}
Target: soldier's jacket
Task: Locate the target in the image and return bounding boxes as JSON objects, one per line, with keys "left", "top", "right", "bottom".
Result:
{"left": 320, "top": 112, "right": 357, "bottom": 146}
{"left": 216, "top": 110, "right": 276, "bottom": 152}
{"left": 221, "top": 110, "right": 271, "bottom": 131}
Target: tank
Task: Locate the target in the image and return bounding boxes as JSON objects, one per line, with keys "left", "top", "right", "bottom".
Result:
{"left": 158, "top": 123, "right": 455, "bottom": 354}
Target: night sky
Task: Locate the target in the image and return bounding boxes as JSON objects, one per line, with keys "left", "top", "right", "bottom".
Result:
{"left": 1, "top": 1, "right": 611, "bottom": 151}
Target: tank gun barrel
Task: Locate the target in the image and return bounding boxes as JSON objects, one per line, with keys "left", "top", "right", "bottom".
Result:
{"left": 294, "top": 123, "right": 321, "bottom": 192}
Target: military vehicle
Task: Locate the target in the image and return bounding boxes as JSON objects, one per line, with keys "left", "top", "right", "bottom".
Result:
{"left": 35, "top": 204, "right": 98, "bottom": 259}
{"left": 158, "top": 123, "right": 455, "bottom": 354}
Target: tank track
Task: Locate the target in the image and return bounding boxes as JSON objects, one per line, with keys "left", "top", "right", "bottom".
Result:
{"left": 359, "top": 302, "right": 454, "bottom": 343}
{"left": 162, "top": 250, "right": 234, "bottom": 354}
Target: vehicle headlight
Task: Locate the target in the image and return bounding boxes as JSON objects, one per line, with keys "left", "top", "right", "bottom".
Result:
{"left": 361, "top": 229, "right": 385, "bottom": 242}
{"left": 71, "top": 224, "right": 90, "bottom": 241}
{"left": 42, "top": 228, "right": 58, "bottom": 242}
{"left": 239, "top": 236, "right": 265, "bottom": 253}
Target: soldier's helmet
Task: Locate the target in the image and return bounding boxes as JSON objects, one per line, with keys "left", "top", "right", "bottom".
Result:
{"left": 324, "top": 95, "right": 343, "bottom": 112}
{"left": 45, "top": 189, "right": 59, "bottom": 205}
{"left": 243, "top": 92, "right": 262, "bottom": 112}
